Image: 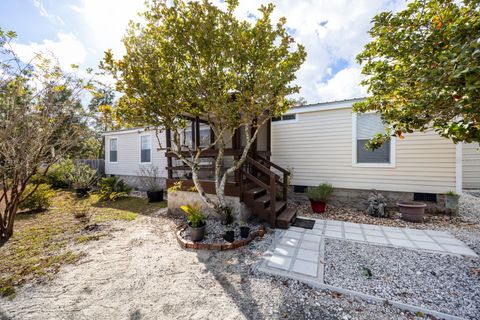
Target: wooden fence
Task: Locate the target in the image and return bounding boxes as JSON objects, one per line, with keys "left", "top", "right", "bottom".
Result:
{"left": 75, "top": 159, "right": 105, "bottom": 176}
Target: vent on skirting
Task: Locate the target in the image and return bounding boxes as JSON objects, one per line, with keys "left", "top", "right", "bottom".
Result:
{"left": 413, "top": 193, "right": 437, "bottom": 203}
{"left": 293, "top": 185, "right": 308, "bottom": 193}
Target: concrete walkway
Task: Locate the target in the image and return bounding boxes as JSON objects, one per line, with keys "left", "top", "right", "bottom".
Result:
{"left": 259, "top": 217, "right": 478, "bottom": 287}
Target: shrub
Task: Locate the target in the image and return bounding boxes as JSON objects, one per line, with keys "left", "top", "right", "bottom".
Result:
{"left": 98, "top": 177, "right": 132, "bottom": 201}
{"left": 307, "top": 183, "right": 334, "bottom": 202}
{"left": 366, "top": 190, "right": 389, "bottom": 218}
{"left": 67, "top": 164, "right": 98, "bottom": 189}
{"left": 45, "top": 159, "right": 75, "bottom": 189}
{"left": 19, "top": 184, "right": 55, "bottom": 211}
{"left": 66, "top": 200, "right": 91, "bottom": 221}
{"left": 137, "top": 165, "right": 163, "bottom": 191}
{"left": 181, "top": 204, "right": 206, "bottom": 228}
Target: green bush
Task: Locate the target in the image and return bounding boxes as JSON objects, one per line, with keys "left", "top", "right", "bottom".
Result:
{"left": 45, "top": 159, "right": 75, "bottom": 189}
{"left": 19, "top": 184, "right": 55, "bottom": 211}
{"left": 98, "top": 177, "right": 132, "bottom": 201}
{"left": 307, "top": 183, "right": 334, "bottom": 202}
{"left": 67, "top": 164, "right": 98, "bottom": 189}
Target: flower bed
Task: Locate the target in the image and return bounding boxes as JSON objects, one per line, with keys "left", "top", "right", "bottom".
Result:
{"left": 175, "top": 219, "right": 265, "bottom": 250}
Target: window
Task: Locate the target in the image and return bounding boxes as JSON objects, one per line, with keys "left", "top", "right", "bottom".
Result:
{"left": 354, "top": 113, "right": 392, "bottom": 165}
{"left": 140, "top": 135, "right": 151, "bottom": 163}
{"left": 272, "top": 114, "right": 296, "bottom": 122}
{"left": 109, "top": 138, "right": 117, "bottom": 163}
{"left": 198, "top": 123, "right": 211, "bottom": 148}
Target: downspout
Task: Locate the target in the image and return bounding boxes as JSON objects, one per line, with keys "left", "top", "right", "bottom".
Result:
{"left": 455, "top": 143, "right": 463, "bottom": 194}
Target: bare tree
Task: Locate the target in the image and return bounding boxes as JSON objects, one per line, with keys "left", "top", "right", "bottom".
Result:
{"left": 0, "top": 29, "right": 91, "bottom": 241}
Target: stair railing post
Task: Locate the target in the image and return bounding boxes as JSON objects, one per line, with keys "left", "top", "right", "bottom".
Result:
{"left": 270, "top": 173, "right": 276, "bottom": 228}
{"left": 283, "top": 172, "right": 288, "bottom": 201}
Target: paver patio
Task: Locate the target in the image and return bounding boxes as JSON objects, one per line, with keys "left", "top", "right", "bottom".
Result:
{"left": 258, "top": 217, "right": 478, "bottom": 287}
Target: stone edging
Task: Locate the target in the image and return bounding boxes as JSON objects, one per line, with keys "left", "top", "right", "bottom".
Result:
{"left": 175, "top": 225, "right": 265, "bottom": 250}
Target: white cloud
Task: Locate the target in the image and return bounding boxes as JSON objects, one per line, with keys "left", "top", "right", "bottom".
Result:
{"left": 315, "top": 67, "right": 367, "bottom": 102}
{"left": 72, "top": 0, "right": 145, "bottom": 57}
{"left": 11, "top": 33, "right": 87, "bottom": 71}
{"left": 32, "top": 0, "right": 65, "bottom": 25}
{"left": 69, "top": 0, "right": 406, "bottom": 103}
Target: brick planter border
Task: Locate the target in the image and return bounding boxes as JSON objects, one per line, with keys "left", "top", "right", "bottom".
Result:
{"left": 176, "top": 226, "right": 265, "bottom": 251}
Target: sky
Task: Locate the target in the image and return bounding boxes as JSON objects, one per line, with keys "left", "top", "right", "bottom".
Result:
{"left": 0, "top": 0, "right": 406, "bottom": 104}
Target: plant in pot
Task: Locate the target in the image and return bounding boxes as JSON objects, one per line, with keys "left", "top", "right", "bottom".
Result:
{"left": 137, "top": 165, "right": 164, "bottom": 202}
{"left": 238, "top": 220, "right": 250, "bottom": 239}
{"left": 67, "top": 164, "right": 98, "bottom": 198}
{"left": 444, "top": 190, "right": 460, "bottom": 212}
{"left": 181, "top": 204, "right": 206, "bottom": 242}
{"left": 307, "top": 183, "right": 334, "bottom": 213}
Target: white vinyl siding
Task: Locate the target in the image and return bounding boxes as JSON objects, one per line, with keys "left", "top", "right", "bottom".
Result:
{"left": 463, "top": 143, "right": 480, "bottom": 189}
{"left": 105, "top": 130, "right": 167, "bottom": 178}
{"left": 271, "top": 106, "right": 456, "bottom": 193}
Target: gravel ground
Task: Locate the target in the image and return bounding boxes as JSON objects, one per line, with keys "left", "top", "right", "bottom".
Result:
{"left": 1, "top": 208, "right": 426, "bottom": 320}
{"left": 460, "top": 191, "right": 480, "bottom": 224}
{"left": 324, "top": 237, "right": 480, "bottom": 319}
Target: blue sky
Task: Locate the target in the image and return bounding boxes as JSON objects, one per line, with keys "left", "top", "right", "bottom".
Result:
{"left": 1, "top": 0, "right": 406, "bottom": 103}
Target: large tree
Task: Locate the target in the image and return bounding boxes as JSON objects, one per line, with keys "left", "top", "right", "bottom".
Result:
{"left": 0, "top": 29, "right": 92, "bottom": 241}
{"left": 102, "top": 0, "right": 305, "bottom": 215}
{"left": 355, "top": 0, "right": 480, "bottom": 148}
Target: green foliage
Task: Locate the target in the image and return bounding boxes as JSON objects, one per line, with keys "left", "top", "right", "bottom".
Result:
{"left": 98, "top": 177, "right": 132, "bottom": 201}
{"left": 66, "top": 164, "right": 98, "bottom": 189}
{"left": 307, "top": 183, "right": 334, "bottom": 202}
{"left": 445, "top": 190, "right": 459, "bottom": 197}
{"left": 45, "top": 159, "right": 76, "bottom": 189}
{"left": 19, "top": 184, "right": 55, "bottom": 211}
{"left": 355, "top": 0, "right": 480, "bottom": 146}
{"left": 181, "top": 204, "right": 206, "bottom": 228}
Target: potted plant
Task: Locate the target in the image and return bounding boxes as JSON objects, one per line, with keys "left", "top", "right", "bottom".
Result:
{"left": 306, "top": 183, "right": 334, "bottom": 213}
{"left": 444, "top": 190, "right": 460, "bottom": 211}
{"left": 67, "top": 164, "right": 98, "bottom": 198}
{"left": 397, "top": 202, "right": 427, "bottom": 222}
{"left": 138, "top": 165, "right": 164, "bottom": 202}
{"left": 181, "top": 204, "right": 206, "bottom": 242}
{"left": 224, "top": 228, "right": 235, "bottom": 243}
{"left": 238, "top": 220, "right": 250, "bottom": 239}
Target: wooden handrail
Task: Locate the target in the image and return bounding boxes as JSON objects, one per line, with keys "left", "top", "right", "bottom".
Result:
{"left": 255, "top": 154, "right": 290, "bottom": 176}
{"left": 246, "top": 155, "right": 279, "bottom": 179}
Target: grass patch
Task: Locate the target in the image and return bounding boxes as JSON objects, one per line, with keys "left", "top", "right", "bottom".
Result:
{"left": 0, "top": 191, "right": 167, "bottom": 298}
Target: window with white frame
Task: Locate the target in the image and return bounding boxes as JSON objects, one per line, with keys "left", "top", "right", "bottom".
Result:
{"left": 140, "top": 135, "right": 151, "bottom": 163}
{"left": 355, "top": 113, "right": 391, "bottom": 164}
{"left": 109, "top": 138, "right": 118, "bottom": 163}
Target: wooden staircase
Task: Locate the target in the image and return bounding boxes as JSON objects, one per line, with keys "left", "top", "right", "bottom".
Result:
{"left": 240, "top": 155, "right": 297, "bottom": 229}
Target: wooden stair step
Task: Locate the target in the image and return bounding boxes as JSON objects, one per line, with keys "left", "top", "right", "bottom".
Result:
{"left": 276, "top": 207, "right": 297, "bottom": 229}
{"left": 265, "top": 201, "right": 286, "bottom": 215}
{"left": 243, "top": 187, "right": 265, "bottom": 197}
{"left": 254, "top": 194, "right": 271, "bottom": 206}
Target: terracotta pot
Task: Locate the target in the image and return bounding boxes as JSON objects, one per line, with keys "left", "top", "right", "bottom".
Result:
{"left": 310, "top": 199, "right": 326, "bottom": 213}
{"left": 188, "top": 221, "right": 206, "bottom": 242}
{"left": 146, "top": 190, "right": 164, "bottom": 203}
{"left": 397, "top": 202, "right": 427, "bottom": 222}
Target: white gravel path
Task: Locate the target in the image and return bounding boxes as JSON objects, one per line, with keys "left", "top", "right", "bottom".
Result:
{"left": 0, "top": 209, "right": 427, "bottom": 320}
{"left": 460, "top": 191, "right": 480, "bottom": 224}
{"left": 324, "top": 232, "right": 480, "bottom": 319}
